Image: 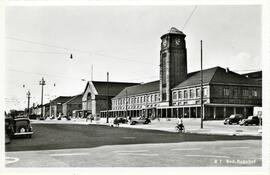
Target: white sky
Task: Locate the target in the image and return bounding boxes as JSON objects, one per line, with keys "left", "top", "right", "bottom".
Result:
{"left": 4, "top": 5, "right": 262, "bottom": 111}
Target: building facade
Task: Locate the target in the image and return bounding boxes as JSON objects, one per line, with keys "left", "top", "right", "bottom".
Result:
{"left": 103, "top": 27, "right": 262, "bottom": 120}
{"left": 82, "top": 81, "right": 139, "bottom": 117}
{"left": 62, "top": 94, "right": 83, "bottom": 117}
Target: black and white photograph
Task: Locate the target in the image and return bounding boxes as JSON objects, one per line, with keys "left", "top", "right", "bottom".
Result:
{"left": 2, "top": 1, "right": 270, "bottom": 175}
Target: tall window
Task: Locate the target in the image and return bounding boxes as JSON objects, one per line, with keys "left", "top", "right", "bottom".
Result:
{"left": 173, "top": 92, "right": 177, "bottom": 100}
{"left": 223, "top": 88, "right": 229, "bottom": 96}
{"left": 243, "top": 89, "right": 249, "bottom": 97}
{"left": 233, "top": 88, "right": 238, "bottom": 97}
{"left": 178, "top": 91, "right": 182, "bottom": 99}
{"left": 190, "top": 89, "right": 195, "bottom": 98}
{"left": 203, "top": 88, "right": 208, "bottom": 97}
{"left": 252, "top": 89, "right": 258, "bottom": 97}
{"left": 184, "top": 90, "right": 188, "bottom": 99}
{"left": 196, "top": 88, "right": 200, "bottom": 97}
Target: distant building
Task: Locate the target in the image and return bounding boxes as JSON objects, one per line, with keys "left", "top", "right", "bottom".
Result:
{"left": 49, "top": 96, "right": 73, "bottom": 117}
{"left": 62, "top": 94, "right": 83, "bottom": 117}
{"left": 82, "top": 81, "right": 139, "bottom": 117}
{"left": 100, "top": 27, "right": 262, "bottom": 119}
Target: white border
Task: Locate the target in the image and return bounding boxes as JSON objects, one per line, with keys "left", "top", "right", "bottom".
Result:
{"left": 1, "top": 0, "right": 269, "bottom": 175}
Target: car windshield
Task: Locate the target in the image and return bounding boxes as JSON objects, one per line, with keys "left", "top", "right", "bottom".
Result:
{"left": 229, "top": 115, "right": 235, "bottom": 119}
{"left": 247, "top": 116, "right": 253, "bottom": 119}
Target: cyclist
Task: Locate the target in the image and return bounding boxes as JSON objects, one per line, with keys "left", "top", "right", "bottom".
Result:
{"left": 176, "top": 117, "right": 184, "bottom": 132}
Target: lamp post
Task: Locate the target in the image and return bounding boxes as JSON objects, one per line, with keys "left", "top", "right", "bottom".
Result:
{"left": 39, "top": 77, "right": 46, "bottom": 118}
{"left": 125, "top": 89, "right": 128, "bottom": 119}
{"left": 26, "top": 90, "right": 31, "bottom": 116}
{"left": 200, "top": 40, "right": 204, "bottom": 129}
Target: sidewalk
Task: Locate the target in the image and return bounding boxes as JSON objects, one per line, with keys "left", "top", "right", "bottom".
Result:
{"left": 32, "top": 117, "right": 262, "bottom": 136}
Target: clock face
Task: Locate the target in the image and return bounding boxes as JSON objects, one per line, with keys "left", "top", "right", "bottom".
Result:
{"left": 162, "top": 39, "right": 168, "bottom": 47}
{"left": 175, "top": 38, "right": 181, "bottom": 46}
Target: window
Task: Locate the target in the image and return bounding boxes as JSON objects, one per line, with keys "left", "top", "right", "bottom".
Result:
{"left": 162, "top": 93, "right": 166, "bottom": 100}
{"left": 190, "top": 89, "right": 195, "bottom": 98}
{"left": 173, "top": 92, "right": 177, "bottom": 99}
{"left": 243, "top": 89, "right": 249, "bottom": 97}
{"left": 252, "top": 89, "right": 258, "bottom": 97}
{"left": 233, "top": 88, "right": 238, "bottom": 97}
{"left": 203, "top": 88, "right": 208, "bottom": 97}
{"left": 184, "top": 90, "right": 188, "bottom": 99}
{"left": 223, "top": 88, "right": 229, "bottom": 96}
{"left": 196, "top": 88, "right": 200, "bottom": 97}
{"left": 178, "top": 91, "right": 182, "bottom": 99}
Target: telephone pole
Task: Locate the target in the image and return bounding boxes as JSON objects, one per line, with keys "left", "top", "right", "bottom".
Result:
{"left": 26, "top": 90, "right": 31, "bottom": 116}
{"left": 106, "top": 72, "right": 109, "bottom": 123}
{"left": 200, "top": 40, "right": 204, "bottom": 129}
{"left": 39, "top": 77, "right": 46, "bottom": 118}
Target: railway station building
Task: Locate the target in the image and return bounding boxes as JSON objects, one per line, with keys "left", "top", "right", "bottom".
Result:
{"left": 98, "top": 27, "right": 262, "bottom": 119}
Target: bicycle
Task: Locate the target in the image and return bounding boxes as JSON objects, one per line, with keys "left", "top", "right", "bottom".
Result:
{"left": 175, "top": 123, "right": 185, "bottom": 133}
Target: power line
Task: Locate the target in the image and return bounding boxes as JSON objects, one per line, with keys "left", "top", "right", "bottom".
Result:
{"left": 182, "top": 5, "right": 198, "bottom": 31}
{"left": 6, "top": 36, "right": 155, "bottom": 65}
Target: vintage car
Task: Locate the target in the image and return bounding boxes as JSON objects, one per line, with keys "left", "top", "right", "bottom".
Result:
{"left": 7, "top": 117, "right": 33, "bottom": 138}
{"left": 224, "top": 114, "right": 244, "bottom": 125}
{"left": 130, "top": 117, "right": 151, "bottom": 125}
{"left": 113, "top": 117, "right": 128, "bottom": 124}
{"left": 240, "top": 116, "right": 261, "bottom": 126}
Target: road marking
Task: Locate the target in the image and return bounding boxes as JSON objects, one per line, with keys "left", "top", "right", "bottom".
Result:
{"left": 5, "top": 157, "right": 20, "bottom": 165}
{"left": 113, "top": 150, "right": 149, "bottom": 153}
{"left": 117, "top": 153, "right": 158, "bottom": 156}
{"left": 221, "top": 146, "right": 250, "bottom": 149}
{"left": 123, "top": 137, "right": 136, "bottom": 139}
{"left": 50, "top": 153, "right": 90, "bottom": 157}
{"left": 171, "top": 148, "right": 202, "bottom": 151}
{"left": 185, "top": 155, "right": 230, "bottom": 158}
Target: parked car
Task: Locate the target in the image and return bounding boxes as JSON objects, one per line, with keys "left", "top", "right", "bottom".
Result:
{"left": 130, "top": 117, "right": 151, "bottom": 125}
{"left": 240, "top": 116, "right": 260, "bottom": 126}
{"left": 113, "top": 117, "right": 128, "bottom": 124}
{"left": 8, "top": 117, "right": 33, "bottom": 138}
{"left": 224, "top": 114, "right": 244, "bottom": 125}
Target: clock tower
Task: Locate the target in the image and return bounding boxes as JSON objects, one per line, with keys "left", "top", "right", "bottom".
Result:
{"left": 159, "top": 27, "right": 187, "bottom": 106}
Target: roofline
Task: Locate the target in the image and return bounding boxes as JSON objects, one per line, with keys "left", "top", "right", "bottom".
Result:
{"left": 91, "top": 80, "right": 139, "bottom": 84}
{"left": 112, "top": 90, "right": 160, "bottom": 100}
{"left": 172, "top": 82, "right": 261, "bottom": 90}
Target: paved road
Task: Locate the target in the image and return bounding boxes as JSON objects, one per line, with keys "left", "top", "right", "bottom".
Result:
{"left": 5, "top": 123, "right": 261, "bottom": 167}
{"left": 6, "top": 140, "right": 261, "bottom": 167}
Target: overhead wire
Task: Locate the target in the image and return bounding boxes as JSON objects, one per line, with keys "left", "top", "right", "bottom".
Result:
{"left": 182, "top": 5, "right": 198, "bottom": 31}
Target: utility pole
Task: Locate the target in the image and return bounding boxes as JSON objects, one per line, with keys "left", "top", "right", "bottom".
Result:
{"left": 200, "top": 40, "right": 204, "bottom": 129}
{"left": 26, "top": 90, "right": 31, "bottom": 117}
{"left": 39, "top": 77, "right": 46, "bottom": 119}
{"left": 125, "top": 89, "right": 128, "bottom": 119}
{"left": 106, "top": 72, "right": 109, "bottom": 123}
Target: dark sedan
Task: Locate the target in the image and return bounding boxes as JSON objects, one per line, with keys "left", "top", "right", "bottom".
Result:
{"left": 240, "top": 116, "right": 261, "bottom": 126}
{"left": 224, "top": 114, "right": 244, "bottom": 125}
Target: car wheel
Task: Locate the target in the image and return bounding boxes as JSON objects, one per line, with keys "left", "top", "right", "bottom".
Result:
{"left": 131, "top": 121, "right": 136, "bottom": 125}
{"left": 244, "top": 122, "right": 248, "bottom": 126}
{"left": 229, "top": 121, "right": 232, "bottom": 125}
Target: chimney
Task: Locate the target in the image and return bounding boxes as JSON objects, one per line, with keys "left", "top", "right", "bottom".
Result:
{"left": 226, "top": 67, "right": 230, "bottom": 73}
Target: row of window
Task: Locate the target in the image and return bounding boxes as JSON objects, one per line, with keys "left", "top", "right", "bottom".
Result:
{"left": 112, "top": 93, "right": 160, "bottom": 106}
{"left": 223, "top": 88, "right": 258, "bottom": 97}
{"left": 172, "top": 88, "right": 208, "bottom": 100}
{"left": 112, "top": 104, "right": 158, "bottom": 110}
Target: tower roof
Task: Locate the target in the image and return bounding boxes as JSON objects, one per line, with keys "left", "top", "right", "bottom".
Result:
{"left": 161, "top": 27, "right": 185, "bottom": 38}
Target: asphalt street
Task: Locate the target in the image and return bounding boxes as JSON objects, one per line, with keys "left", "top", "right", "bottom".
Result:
{"left": 6, "top": 140, "right": 261, "bottom": 167}
{"left": 5, "top": 123, "right": 262, "bottom": 167}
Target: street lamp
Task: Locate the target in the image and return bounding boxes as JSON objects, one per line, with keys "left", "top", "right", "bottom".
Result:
{"left": 26, "top": 90, "right": 31, "bottom": 116}
{"left": 39, "top": 77, "right": 46, "bottom": 118}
